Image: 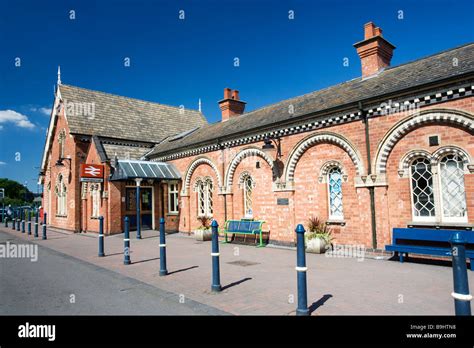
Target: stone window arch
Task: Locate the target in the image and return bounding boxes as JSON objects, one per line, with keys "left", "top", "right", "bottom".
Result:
{"left": 58, "top": 129, "right": 66, "bottom": 159}
{"left": 183, "top": 157, "right": 222, "bottom": 195}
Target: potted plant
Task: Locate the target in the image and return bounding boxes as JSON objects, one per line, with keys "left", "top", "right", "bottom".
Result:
{"left": 305, "top": 217, "right": 333, "bottom": 254}
{"left": 194, "top": 215, "right": 213, "bottom": 241}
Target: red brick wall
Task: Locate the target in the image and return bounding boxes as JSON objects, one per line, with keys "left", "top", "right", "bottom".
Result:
{"left": 167, "top": 97, "right": 474, "bottom": 248}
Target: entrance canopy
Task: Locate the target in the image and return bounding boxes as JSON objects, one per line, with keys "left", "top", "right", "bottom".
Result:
{"left": 110, "top": 160, "right": 181, "bottom": 181}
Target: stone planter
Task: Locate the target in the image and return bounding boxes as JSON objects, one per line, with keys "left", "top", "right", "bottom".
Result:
{"left": 306, "top": 237, "right": 328, "bottom": 254}
{"left": 194, "top": 229, "right": 212, "bottom": 241}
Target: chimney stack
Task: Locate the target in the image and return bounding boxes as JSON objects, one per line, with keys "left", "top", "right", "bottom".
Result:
{"left": 218, "top": 87, "right": 246, "bottom": 122}
{"left": 353, "top": 22, "right": 396, "bottom": 78}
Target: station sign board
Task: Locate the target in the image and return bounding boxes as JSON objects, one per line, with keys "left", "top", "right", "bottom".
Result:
{"left": 80, "top": 164, "right": 104, "bottom": 182}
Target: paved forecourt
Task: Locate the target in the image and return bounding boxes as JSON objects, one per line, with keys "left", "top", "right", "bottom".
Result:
{"left": 0, "top": 224, "right": 470, "bottom": 315}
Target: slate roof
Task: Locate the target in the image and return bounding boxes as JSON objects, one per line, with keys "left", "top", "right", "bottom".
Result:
{"left": 58, "top": 84, "right": 208, "bottom": 144}
{"left": 147, "top": 42, "right": 474, "bottom": 158}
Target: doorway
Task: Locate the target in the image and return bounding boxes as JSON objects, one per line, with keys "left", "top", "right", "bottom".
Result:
{"left": 125, "top": 186, "right": 153, "bottom": 230}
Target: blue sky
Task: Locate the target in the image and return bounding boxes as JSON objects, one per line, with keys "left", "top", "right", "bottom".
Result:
{"left": 0, "top": 0, "right": 473, "bottom": 192}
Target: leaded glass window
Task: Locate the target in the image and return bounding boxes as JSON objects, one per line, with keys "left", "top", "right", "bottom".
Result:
{"left": 56, "top": 174, "right": 67, "bottom": 216}
{"left": 410, "top": 157, "right": 436, "bottom": 220}
{"left": 196, "top": 178, "right": 213, "bottom": 217}
{"left": 242, "top": 174, "right": 254, "bottom": 217}
{"left": 328, "top": 167, "right": 343, "bottom": 219}
{"left": 439, "top": 154, "right": 467, "bottom": 221}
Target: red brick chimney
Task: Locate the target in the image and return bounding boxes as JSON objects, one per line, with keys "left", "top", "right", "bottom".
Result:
{"left": 218, "top": 87, "right": 246, "bottom": 122}
{"left": 353, "top": 22, "right": 396, "bottom": 78}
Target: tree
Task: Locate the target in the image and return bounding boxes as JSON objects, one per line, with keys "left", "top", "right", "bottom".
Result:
{"left": 0, "top": 178, "right": 35, "bottom": 206}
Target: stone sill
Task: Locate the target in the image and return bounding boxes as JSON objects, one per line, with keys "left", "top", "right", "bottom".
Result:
{"left": 55, "top": 215, "right": 68, "bottom": 218}
{"left": 326, "top": 220, "right": 346, "bottom": 226}
{"left": 407, "top": 221, "right": 473, "bottom": 230}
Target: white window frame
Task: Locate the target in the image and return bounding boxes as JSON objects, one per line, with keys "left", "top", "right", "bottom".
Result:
{"left": 241, "top": 174, "right": 254, "bottom": 218}
{"left": 327, "top": 166, "right": 344, "bottom": 221}
{"left": 409, "top": 152, "right": 469, "bottom": 223}
{"left": 409, "top": 157, "right": 437, "bottom": 223}
{"left": 168, "top": 183, "right": 179, "bottom": 214}
{"left": 196, "top": 178, "right": 213, "bottom": 217}
{"left": 437, "top": 154, "right": 468, "bottom": 223}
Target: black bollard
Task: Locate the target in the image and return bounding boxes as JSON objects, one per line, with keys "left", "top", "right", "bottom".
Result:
{"left": 124, "top": 217, "right": 131, "bottom": 265}
{"left": 42, "top": 212, "right": 47, "bottom": 240}
{"left": 17, "top": 209, "right": 20, "bottom": 231}
{"left": 12, "top": 209, "right": 16, "bottom": 230}
{"left": 159, "top": 218, "right": 168, "bottom": 276}
{"left": 34, "top": 209, "right": 39, "bottom": 238}
{"left": 450, "top": 232, "right": 472, "bottom": 316}
{"left": 295, "top": 224, "right": 309, "bottom": 316}
{"left": 98, "top": 216, "right": 105, "bottom": 257}
{"left": 21, "top": 209, "right": 25, "bottom": 233}
{"left": 27, "top": 209, "right": 31, "bottom": 235}
{"left": 211, "top": 220, "right": 221, "bottom": 292}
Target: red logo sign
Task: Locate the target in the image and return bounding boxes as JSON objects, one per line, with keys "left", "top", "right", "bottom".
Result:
{"left": 80, "top": 164, "right": 104, "bottom": 180}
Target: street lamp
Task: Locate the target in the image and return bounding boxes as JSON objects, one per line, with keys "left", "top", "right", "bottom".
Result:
{"left": 262, "top": 136, "right": 282, "bottom": 159}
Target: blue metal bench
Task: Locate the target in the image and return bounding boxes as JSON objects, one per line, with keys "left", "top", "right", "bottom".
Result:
{"left": 221, "top": 219, "right": 266, "bottom": 247}
{"left": 385, "top": 228, "right": 474, "bottom": 271}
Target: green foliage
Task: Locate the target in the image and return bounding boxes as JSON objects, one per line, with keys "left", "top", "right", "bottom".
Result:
{"left": 306, "top": 217, "right": 333, "bottom": 244}
{"left": 0, "top": 178, "right": 35, "bottom": 206}
{"left": 196, "top": 215, "right": 211, "bottom": 230}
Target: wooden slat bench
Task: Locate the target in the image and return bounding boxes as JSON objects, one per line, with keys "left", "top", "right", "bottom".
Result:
{"left": 221, "top": 219, "right": 266, "bottom": 247}
{"left": 385, "top": 228, "right": 474, "bottom": 271}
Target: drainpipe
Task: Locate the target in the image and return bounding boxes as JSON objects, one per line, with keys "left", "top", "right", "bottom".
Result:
{"left": 359, "top": 102, "right": 377, "bottom": 250}
{"left": 220, "top": 143, "right": 228, "bottom": 222}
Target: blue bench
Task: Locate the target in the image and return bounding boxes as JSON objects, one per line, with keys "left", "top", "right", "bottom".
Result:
{"left": 385, "top": 228, "right": 474, "bottom": 271}
{"left": 221, "top": 219, "right": 266, "bottom": 247}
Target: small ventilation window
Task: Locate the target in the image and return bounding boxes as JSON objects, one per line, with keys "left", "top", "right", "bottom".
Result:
{"left": 429, "top": 136, "right": 439, "bottom": 147}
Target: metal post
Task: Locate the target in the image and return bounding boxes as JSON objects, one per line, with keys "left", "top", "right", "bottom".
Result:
{"left": 124, "top": 216, "right": 131, "bottom": 265}
{"left": 34, "top": 208, "right": 39, "bottom": 238}
{"left": 21, "top": 209, "right": 25, "bottom": 233}
{"left": 295, "top": 224, "right": 309, "bottom": 316}
{"left": 135, "top": 178, "right": 142, "bottom": 239}
{"left": 98, "top": 216, "right": 105, "bottom": 257}
{"left": 12, "top": 209, "right": 16, "bottom": 230}
{"left": 17, "top": 209, "right": 21, "bottom": 231}
{"left": 159, "top": 217, "right": 168, "bottom": 276}
{"left": 27, "top": 209, "right": 31, "bottom": 235}
{"left": 42, "top": 212, "right": 47, "bottom": 240}
{"left": 450, "top": 232, "right": 472, "bottom": 316}
{"left": 1, "top": 200, "right": 4, "bottom": 223}
{"left": 211, "top": 220, "right": 221, "bottom": 292}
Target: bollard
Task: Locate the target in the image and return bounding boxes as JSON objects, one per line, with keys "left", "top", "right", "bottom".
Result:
{"left": 450, "top": 232, "right": 472, "bottom": 316}
{"left": 12, "top": 209, "right": 16, "bottom": 230}
{"left": 21, "top": 209, "right": 25, "bottom": 233}
{"left": 159, "top": 218, "right": 168, "bottom": 276}
{"left": 17, "top": 209, "right": 21, "bottom": 231}
{"left": 211, "top": 220, "right": 222, "bottom": 292}
{"left": 42, "top": 212, "right": 47, "bottom": 240}
{"left": 5, "top": 215, "right": 8, "bottom": 228}
{"left": 98, "top": 216, "right": 105, "bottom": 257}
{"left": 124, "top": 217, "right": 131, "bottom": 265}
{"left": 34, "top": 209, "right": 39, "bottom": 238}
{"left": 27, "top": 209, "right": 32, "bottom": 235}
{"left": 295, "top": 224, "right": 309, "bottom": 316}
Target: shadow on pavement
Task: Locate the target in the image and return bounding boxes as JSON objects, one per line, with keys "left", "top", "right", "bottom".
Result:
{"left": 309, "top": 294, "right": 333, "bottom": 314}
{"left": 131, "top": 257, "right": 160, "bottom": 264}
{"left": 168, "top": 265, "right": 199, "bottom": 275}
{"left": 221, "top": 277, "right": 252, "bottom": 291}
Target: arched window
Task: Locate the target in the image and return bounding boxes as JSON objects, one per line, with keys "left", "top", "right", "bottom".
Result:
{"left": 410, "top": 157, "right": 436, "bottom": 221}
{"left": 327, "top": 167, "right": 344, "bottom": 220}
{"left": 439, "top": 154, "right": 467, "bottom": 222}
{"left": 58, "top": 130, "right": 66, "bottom": 159}
{"left": 196, "top": 178, "right": 213, "bottom": 217}
{"left": 56, "top": 174, "right": 67, "bottom": 216}
{"left": 409, "top": 152, "right": 468, "bottom": 223}
{"left": 242, "top": 174, "right": 254, "bottom": 218}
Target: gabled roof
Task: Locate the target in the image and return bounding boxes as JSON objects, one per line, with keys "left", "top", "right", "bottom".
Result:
{"left": 58, "top": 84, "right": 208, "bottom": 143}
{"left": 147, "top": 42, "right": 474, "bottom": 158}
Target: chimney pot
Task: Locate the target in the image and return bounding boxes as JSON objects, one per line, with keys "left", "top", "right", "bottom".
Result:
{"left": 218, "top": 87, "right": 246, "bottom": 122}
{"left": 354, "top": 22, "right": 396, "bottom": 78}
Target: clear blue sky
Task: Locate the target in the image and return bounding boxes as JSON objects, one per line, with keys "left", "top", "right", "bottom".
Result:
{"left": 0, "top": 0, "right": 473, "bottom": 192}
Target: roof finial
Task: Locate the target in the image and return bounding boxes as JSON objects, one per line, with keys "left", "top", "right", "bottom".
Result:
{"left": 198, "top": 98, "right": 202, "bottom": 112}
{"left": 57, "top": 66, "right": 62, "bottom": 85}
